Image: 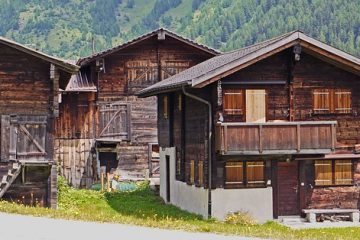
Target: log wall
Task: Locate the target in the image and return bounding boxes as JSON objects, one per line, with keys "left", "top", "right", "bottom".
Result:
{"left": 56, "top": 35, "right": 215, "bottom": 187}
{"left": 0, "top": 43, "right": 59, "bottom": 207}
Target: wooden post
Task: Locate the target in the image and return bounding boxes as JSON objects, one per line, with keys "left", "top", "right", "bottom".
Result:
{"left": 107, "top": 173, "right": 110, "bottom": 192}
{"left": 296, "top": 123, "right": 301, "bottom": 152}
{"left": 223, "top": 125, "right": 228, "bottom": 154}
{"left": 259, "top": 125, "right": 263, "bottom": 153}
{"left": 331, "top": 124, "right": 336, "bottom": 151}
{"left": 101, "top": 172, "right": 104, "bottom": 191}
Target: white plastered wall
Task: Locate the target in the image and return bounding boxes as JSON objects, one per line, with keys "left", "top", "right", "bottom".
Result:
{"left": 159, "top": 147, "right": 274, "bottom": 222}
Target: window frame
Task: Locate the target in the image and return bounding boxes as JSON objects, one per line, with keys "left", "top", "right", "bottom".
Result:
{"left": 314, "top": 159, "right": 354, "bottom": 187}
{"left": 224, "top": 160, "right": 266, "bottom": 189}
{"left": 313, "top": 88, "right": 352, "bottom": 115}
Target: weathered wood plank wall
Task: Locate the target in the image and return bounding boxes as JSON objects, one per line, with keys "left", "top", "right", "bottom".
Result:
{"left": 56, "top": 34, "right": 215, "bottom": 187}
{"left": 0, "top": 44, "right": 58, "bottom": 206}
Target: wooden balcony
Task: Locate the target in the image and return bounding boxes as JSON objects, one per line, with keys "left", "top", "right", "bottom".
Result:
{"left": 215, "top": 121, "right": 337, "bottom": 155}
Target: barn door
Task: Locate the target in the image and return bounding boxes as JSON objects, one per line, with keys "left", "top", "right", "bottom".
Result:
{"left": 246, "top": 90, "right": 266, "bottom": 123}
{"left": 1, "top": 115, "right": 48, "bottom": 162}
{"left": 99, "top": 102, "right": 131, "bottom": 141}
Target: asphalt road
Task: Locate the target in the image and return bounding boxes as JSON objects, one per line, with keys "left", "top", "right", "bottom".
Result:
{"left": 0, "top": 212, "right": 265, "bottom": 240}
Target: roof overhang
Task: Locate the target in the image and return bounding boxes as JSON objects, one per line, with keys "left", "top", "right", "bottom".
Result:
{"left": 191, "top": 32, "right": 360, "bottom": 89}
{"left": 0, "top": 37, "right": 79, "bottom": 74}
{"left": 78, "top": 28, "right": 220, "bottom": 66}
{"left": 138, "top": 31, "right": 360, "bottom": 98}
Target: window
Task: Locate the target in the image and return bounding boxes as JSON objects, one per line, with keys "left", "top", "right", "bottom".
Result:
{"left": 163, "top": 95, "right": 168, "bottom": 119}
{"left": 313, "top": 89, "right": 351, "bottom": 114}
{"left": 315, "top": 160, "right": 353, "bottom": 186}
{"left": 223, "top": 89, "right": 245, "bottom": 115}
{"left": 225, "top": 161, "right": 265, "bottom": 187}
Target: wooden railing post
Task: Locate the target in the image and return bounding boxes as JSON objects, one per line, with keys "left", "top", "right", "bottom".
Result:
{"left": 224, "top": 125, "right": 228, "bottom": 154}
{"left": 296, "top": 123, "right": 301, "bottom": 152}
{"left": 259, "top": 125, "right": 263, "bottom": 153}
{"left": 331, "top": 123, "right": 336, "bottom": 151}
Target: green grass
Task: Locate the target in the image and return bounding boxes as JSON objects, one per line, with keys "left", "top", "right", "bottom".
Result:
{"left": 0, "top": 177, "right": 359, "bottom": 240}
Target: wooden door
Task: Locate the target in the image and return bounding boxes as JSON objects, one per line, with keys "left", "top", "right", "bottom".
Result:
{"left": 1, "top": 115, "right": 48, "bottom": 162}
{"left": 277, "top": 161, "right": 299, "bottom": 216}
{"left": 98, "top": 102, "right": 131, "bottom": 141}
{"left": 246, "top": 90, "right": 266, "bottom": 122}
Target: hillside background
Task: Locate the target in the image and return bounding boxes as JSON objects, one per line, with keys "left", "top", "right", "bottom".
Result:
{"left": 1, "top": 0, "right": 360, "bottom": 59}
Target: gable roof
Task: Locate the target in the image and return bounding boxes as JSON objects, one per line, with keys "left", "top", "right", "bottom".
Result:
{"left": 77, "top": 28, "right": 220, "bottom": 66}
{"left": 0, "top": 36, "right": 79, "bottom": 74}
{"left": 138, "top": 31, "right": 360, "bottom": 97}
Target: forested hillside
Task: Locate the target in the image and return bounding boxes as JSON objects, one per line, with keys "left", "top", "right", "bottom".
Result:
{"left": 1, "top": 0, "right": 360, "bottom": 59}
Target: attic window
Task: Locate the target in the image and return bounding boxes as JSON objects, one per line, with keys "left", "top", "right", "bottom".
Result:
{"left": 313, "top": 89, "right": 351, "bottom": 114}
{"left": 223, "top": 89, "right": 245, "bottom": 115}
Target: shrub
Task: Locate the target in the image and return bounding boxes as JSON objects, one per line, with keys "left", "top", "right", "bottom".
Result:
{"left": 224, "top": 211, "right": 257, "bottom": 226}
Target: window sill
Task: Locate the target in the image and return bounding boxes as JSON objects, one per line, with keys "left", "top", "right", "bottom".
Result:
{"left": 313, "top": 184, "right": 354, "bottom": 188}
{"left": 224, "top": 184, "right": 267, "bottom": 189}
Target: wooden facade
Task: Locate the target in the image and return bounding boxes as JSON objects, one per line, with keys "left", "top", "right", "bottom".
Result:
{"left": 55, "top": 29, "right": 217, "bottom": 187}
{"left": 0, "top": 38, "right": 77, "bottom": 207}
{"left": 144, "top": 32, "right": 360, "bottom": 219}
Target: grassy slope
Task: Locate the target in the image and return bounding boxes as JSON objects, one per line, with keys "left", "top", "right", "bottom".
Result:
{"left": 0, "top": 178, "right": 359, "bottom": 240}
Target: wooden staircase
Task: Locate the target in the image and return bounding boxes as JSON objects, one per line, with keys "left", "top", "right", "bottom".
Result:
{"left": 0, "top": 162, "right": 22, "bottom": 198}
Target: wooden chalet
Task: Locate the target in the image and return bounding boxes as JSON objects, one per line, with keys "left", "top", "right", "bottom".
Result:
{"left": 138, "top": 31, "right": 360, "bottom": 222}
{"left": 0, "top": 37, "right": 78, "bottom": 207}
{"left": 55, "top": 28, "right": 219, "bottom": 187}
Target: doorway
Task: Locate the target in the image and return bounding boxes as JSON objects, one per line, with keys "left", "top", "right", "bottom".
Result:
{"left": 166, "top": 155, "right": 170, "bottom": 202}
{"left": 99, "top": 152, "right": 118, "bottom": 173}
{"left": 277, "top": 161, "right": 299, "bottom": 216}
{"left": 245, "top": 89, "right": 266, "bottom": 122}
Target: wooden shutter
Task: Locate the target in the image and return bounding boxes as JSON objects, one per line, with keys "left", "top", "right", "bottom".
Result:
{"left": 225, "top": 162, "right": 243, "bottom": 184}
{"left": 223, "top": 89, "right": 244, "bottom": 115}
{"left": 335, "top": 160, "right": 353, "bottom": 185}
{"left": 190, "top": 160, "right": 195, "bottom": 184}
{"left": 163, "top": 96, "right": 169, "bottom": 119}
{"left": 246, "top": 90, "right": 266, "bottom": 122}
{"left": 313, "top": 89, "right": 330, "bottom": 114}
{"left": 334, "top": 89, "right": 351, "bottom": 114}
{"left": 315, "top": 160, "right": 332, "bottom": 186}
{"left": 99, "top": 102, "right": 131, "bottom": 141}
{"left": 246, "top": 161, "right": 265, "bottom": 186}
{"left": 1, "top": 115, "right": 10, "bottom": 161}
{"left": 198, "top": 160, "right": 203, "bottom": 186}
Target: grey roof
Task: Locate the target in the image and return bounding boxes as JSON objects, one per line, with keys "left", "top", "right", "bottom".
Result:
{"left": 64, "top": 71, "right": 97, "bottom": 92}
{"left": 0, "top": 36, "right": 79, "bottom": 74}
{"left": 78, "top": 28, "right": 220, "bottom": 66}
{"left": 138, "top": 30, "right": 360, "bottom": 97}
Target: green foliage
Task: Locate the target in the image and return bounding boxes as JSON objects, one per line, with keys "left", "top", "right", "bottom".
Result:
{"left": 0, "top": 0, "right": 360, "bottom": 59}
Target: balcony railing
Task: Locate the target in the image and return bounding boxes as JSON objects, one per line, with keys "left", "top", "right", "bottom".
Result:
{"left": 215, "top": 121, "right": 337, "bottom": 155}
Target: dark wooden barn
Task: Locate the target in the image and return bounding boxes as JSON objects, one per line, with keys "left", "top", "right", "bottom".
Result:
{"left": 55, "top": 28, "right": 219, "bottom": 187}
{"left": 139, "top": 31, "right": 360, "bottom": 222}
{"left": 0, "top": 37, "right": 78, "bottom": 207}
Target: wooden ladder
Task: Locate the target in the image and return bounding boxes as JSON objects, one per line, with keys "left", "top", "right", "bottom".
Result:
{"left": 0, "top": 162, "right": 22, "bottom": 198}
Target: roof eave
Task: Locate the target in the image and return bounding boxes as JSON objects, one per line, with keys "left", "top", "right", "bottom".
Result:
{"left": 78, "top": 28, "right": 220, "bottom": 66}
{"left": 0, "top": 37, "right": 79, "bottom": 74}
{"left": 137, "top": 82, "right": 191, "bottom": 98}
